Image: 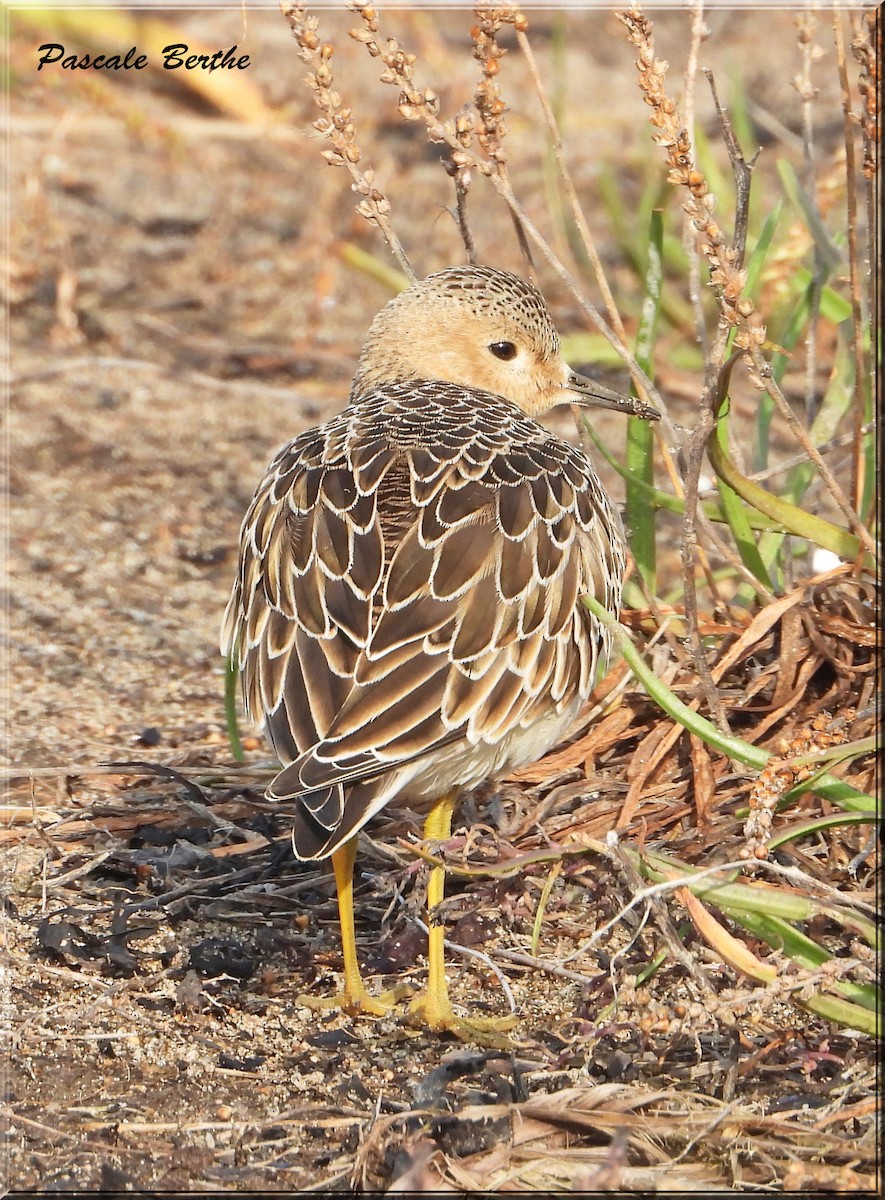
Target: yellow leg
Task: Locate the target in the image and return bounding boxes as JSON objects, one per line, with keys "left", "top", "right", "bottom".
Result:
{"left": 409, "top": 791, "right": 518, "bottom": 1046}
{"left": 332, "top": 838, "right": 373, "bottom": 1009}
{"left": 415, "top": 790, "right": 458, "bottom": 1028}
{"left": 297, "top": 836, "right": 410, "bottom": 1016}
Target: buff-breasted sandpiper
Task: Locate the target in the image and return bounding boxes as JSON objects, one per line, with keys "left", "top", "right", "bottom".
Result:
{"left": 221, "top": 265, "right": 659, "bottom": 1042}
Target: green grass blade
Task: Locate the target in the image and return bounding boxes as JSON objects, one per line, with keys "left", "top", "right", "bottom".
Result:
{"left": 735, "top": 910, "right": 877, "bottom": 981}
{"left": 765, "top": 811, "right": 877, "bottom": 850}
{"left": 722, "top": 909, "right": 879, "bottom": 1008}
{"left": 224, "top": 653, "right": 246, "bottom": 764}
{"left": 625, "top": 209, "right": 663, "bottom": 595}
{"left": 339, "top": 242, "right": 410, "bottom": 293}
{"left": 634, "top": 945, "right": 669, "bottom": 986}
{"left": 744, "top": 204, "right": 782, "bottom": 475}
{"left": 861, "top": 425, "right": 876, "bottom": 523}
{"left": 584, "top": 597, "right": 876, "bottom": 811}
{"left": 794, "top": 268, "right": 853, "bottom": 323}
{"left": 584, "top": 596, "right": 769, "bottom": 770}
{"left": 530, "top": 861, "right": 562, "bottom": 956}
{"left": 786, "top": 775, "right": 878, "bottom": 813}
{"left": 706, "top": 431, "right": 864, "bottom": 561}
{"left": 614, "top": 796, "right": 879, "bottom": 1034}
{"left": 769, "top": 281, "right": 815, "bottom": 383}
{"left": 635, "top": 849, "right": 810, "bottom": 921}
{"left": 712, "top": 416, "right": 774, "bottom": 589}
{"left": 798, "top": 992, "right": 879, "bottom": 1035}
{"left": 744, "top": 203, "right": 783, "bottom": 296}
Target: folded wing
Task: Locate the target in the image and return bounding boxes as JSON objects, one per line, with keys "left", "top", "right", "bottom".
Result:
{"left": 221, "top": 383, "right": 624, "bottom": 858}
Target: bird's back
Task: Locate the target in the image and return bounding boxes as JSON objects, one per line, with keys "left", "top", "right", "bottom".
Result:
{"left": 222, "top": 380, "right": 625, "bottom": 859}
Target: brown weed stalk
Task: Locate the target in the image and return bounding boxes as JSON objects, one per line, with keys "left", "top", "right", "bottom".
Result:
{"left": 681, "top": 0, "right": 710, "bottom": 358}
{"left": 850, "top": 10, "right": 879, "bottom": 530}
{"left": 619, "top": 6, "right": 877, "bottom": 626}
{"left": 344, "top": 0, "right": 665, "bottom": 420}
{"left": 471, "top": 5, "right": 534, "bottom": 268}
{"left": 851, "top": 9, "right": 880, "bottom": 181}
{"left": 279, "top": 1, "right": 416, "bottom": 282}
{"left": 618, "top": 8, "right": 765, "bottom": 355}
{"left": 794, "top": 12, "right": 824, "bottom": 427}
{"left": 834, "top": 9, "right": 872, "bottom": 516}
{"left": 619, "top": 5, "right": 766, "bottom": 724}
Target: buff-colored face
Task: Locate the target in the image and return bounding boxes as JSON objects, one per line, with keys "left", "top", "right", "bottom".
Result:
{"left": 350, "top": 266, "right": 575, "bottom": 418}
{"left": 350, "top": 265, "right": 660, "bottom": 423}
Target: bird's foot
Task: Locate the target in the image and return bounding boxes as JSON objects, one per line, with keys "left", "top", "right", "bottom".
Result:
{"left": 296, "top": 980, "right": 413, "bottom": 1018}
{"left": 407, "top": 991, "right": 518, "bottom": 1047}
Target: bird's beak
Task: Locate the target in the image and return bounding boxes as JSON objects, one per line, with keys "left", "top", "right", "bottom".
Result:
{"left": 565, "top": 370, "right": 660, "bottom": 421}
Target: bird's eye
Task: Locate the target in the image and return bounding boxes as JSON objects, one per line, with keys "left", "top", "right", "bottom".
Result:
{"left": 488, "top": 341, "right": 517, "bottom": 361}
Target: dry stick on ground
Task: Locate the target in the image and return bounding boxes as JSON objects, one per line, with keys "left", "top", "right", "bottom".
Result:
{"left": 834, "top": 8, "right": 871, "bottom": 516}
{"left": 280, "top": 1, "right": 417, "bottom": 283}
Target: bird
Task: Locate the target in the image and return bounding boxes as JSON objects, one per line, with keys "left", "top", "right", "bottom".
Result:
{"left": 221, "top": 264, "right": 659, "bottom": 1042}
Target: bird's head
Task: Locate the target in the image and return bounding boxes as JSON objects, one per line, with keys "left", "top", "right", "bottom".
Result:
{"left": 350, "top": 265, "right": 659, "bottom": 422}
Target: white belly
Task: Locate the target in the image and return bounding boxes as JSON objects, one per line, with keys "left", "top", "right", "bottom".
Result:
{"left": 401, "top": 697, "right": 582, "bottom": 801}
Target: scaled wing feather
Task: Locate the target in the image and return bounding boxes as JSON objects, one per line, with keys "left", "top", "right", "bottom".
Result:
{"left": 222, "top": 382, "right": 624, "bottom": 858}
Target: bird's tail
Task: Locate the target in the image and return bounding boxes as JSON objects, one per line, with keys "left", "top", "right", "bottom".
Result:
{"left": 266, "top": 757, "right": 407, "bottom": 862}
{"left": 289, "top": 777, "right": 401, "bottom": 861}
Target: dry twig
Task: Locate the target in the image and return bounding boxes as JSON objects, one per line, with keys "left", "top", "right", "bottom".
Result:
{"left": 471, "top": 4, "right": 535, "bottom": 271}
{"left": 834, "top": 9, "right": 872, "bottom": 514}
{"left": 280, "top": 1, "right": 416, "bottom": 282}
{"left": 346, "top": 0, "right": 667, "bottom": 420}
{"left": 793, "top": 12, "right": 824, "bottom": 426}
{"left": 682, "top": 0, "right": 710, "bottom": 357}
